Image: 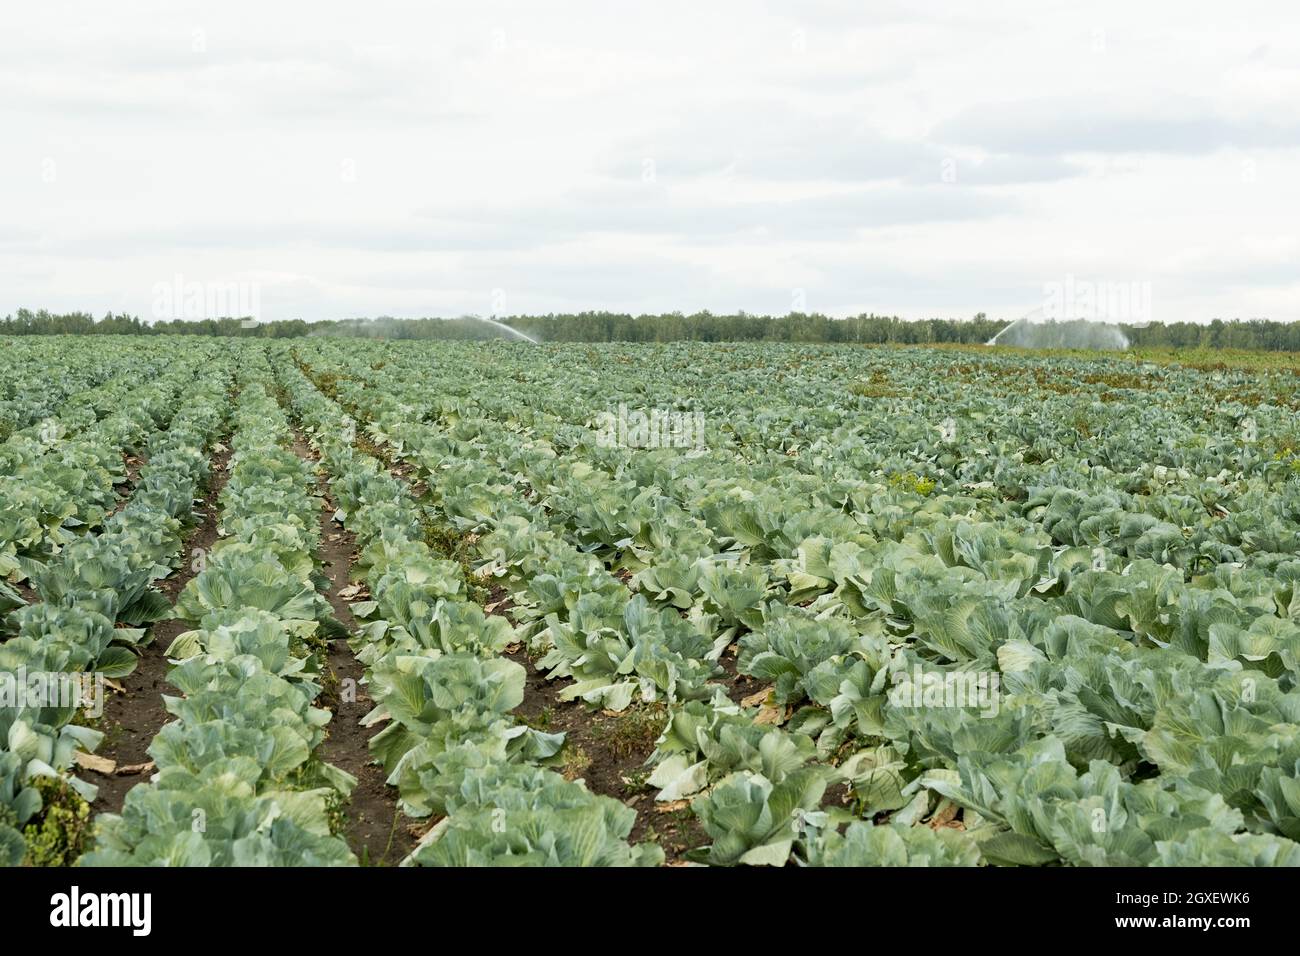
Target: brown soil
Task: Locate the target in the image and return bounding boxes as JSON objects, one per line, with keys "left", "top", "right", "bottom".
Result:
{"left": 385, "top": 455, "right": 429, "bottom": 498}
{"left": 823, "top": 780, "right": 853, "bottom": 812}
{"left": 294, "top": 435, "right": 416, "bottom": 867}
{"left": 109, "top": 453, "right": 146, "bottom": 516}
{"left": 715, "top": 643, "right": 763, "bottom": 705}
{"left": 88, "top": 440, "right": 232, "bottom": 814}
{"left": 504, "top": 645, "right": 709, "bottom": 865}
{"left": 485, "top": 583, "right": 515, "bottom": 618}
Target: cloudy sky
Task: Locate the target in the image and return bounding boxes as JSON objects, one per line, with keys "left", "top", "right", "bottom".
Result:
{"left": 3, "top": 1, "right": 1298, "bottom": 323}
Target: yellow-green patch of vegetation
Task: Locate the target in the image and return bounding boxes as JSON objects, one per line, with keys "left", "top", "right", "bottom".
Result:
{"left": 22, "top": 777, "right": 92, "bottom": 867}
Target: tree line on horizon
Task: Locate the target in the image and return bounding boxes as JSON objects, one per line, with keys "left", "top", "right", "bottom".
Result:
{"left": 3, "top": 308, "right": 1300, "bottom": 351}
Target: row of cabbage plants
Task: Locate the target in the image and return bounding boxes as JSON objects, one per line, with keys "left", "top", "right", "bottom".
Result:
{"left": 1, "top": 357, "right": 233, "bottom": 865}
{"left": 0, "top": 337, "right": 141, "bottom": 443}
{"left": 82, "top": 358, "right": 357, "bottom": 866}
{"left": 279, "top": 358, "right": 664, "bottom": 865}
{"left": 0, "top": 345, "right": 223, "bottom": 583}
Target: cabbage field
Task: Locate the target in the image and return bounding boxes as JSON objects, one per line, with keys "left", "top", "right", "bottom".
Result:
{"left": 4, "top": 335, "right": 1300, "bottom": 868}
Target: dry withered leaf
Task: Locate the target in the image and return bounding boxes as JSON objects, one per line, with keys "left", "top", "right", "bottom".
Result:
{"left": 407, "top": 818, "right": 439, "bottom": 839}
{"left": 740, "top": 687, "right": 772, "bottom": 709}
{"left": 929, "top": 801, "right": 960, "bottom": 829}
{"left": 75, "top": 752, "right": 116, "bottom": 775}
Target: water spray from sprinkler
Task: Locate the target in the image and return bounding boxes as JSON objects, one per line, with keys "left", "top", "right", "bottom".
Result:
{"left": 472, "top": 315, "right": 540, "bottom": 344}
{"left": 987, "top": 307, "right": 1129, "bottom": 350}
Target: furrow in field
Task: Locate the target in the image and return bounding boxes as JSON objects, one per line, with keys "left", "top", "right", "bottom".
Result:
{"left": 290, "top": 429, "right": 415, "bottom": 865}
{"left": 87, "top": 437, "right": 233, "bottom": 815}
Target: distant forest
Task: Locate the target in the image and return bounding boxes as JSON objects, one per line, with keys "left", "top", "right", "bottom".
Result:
{"left": 4, "top": 308, "right": 1300, "bottom": 351}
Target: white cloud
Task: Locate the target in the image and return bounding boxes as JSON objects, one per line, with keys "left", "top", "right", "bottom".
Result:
{"left": 1, "top": 0, "right": 1297, "bottom": 322}
{"left": 933, "top": 95, "right": 1300, "bottom": 156}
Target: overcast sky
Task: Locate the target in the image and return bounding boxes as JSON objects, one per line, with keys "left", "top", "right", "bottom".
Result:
{"left": 3, "top": 1, "right": 1298, "bottom": 323}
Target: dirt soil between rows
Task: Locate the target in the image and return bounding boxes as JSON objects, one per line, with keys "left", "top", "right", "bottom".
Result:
{"left": 294, "top": 434, "right": 416, "bottom": 866}
{"left": 88, "top": 438, "right": 232, "bottom": 815}
{"left": 503, "top": 645, "right": 709, "bottom": 865}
